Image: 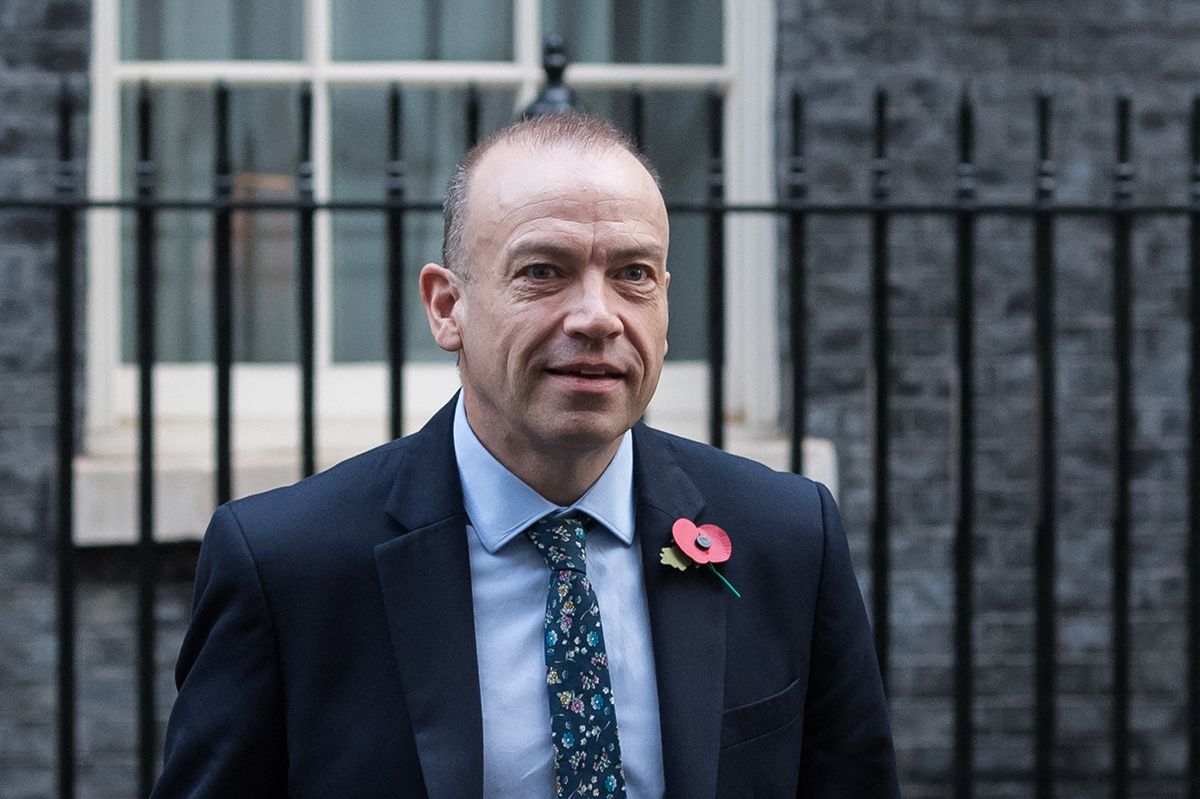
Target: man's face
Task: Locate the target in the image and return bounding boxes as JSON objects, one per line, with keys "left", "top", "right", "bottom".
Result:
{"left": 424, "top": 140, "right": 670, "bottom": 464}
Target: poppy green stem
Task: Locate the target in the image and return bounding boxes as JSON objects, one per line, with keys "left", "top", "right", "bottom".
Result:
{"left": 707, "top": 563, "right": 741, "bottom": 598}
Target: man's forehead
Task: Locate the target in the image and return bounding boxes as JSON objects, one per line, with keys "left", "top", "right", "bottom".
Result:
{"left": 463, "top": 138, "right": 667, "bottom": 238}
{"left": 472, "top": 137, "right": 652, "bottom": 187}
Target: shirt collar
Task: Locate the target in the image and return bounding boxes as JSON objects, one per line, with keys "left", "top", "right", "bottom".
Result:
{"left": 452, "top": 393, "right": 636, "bottom": 554}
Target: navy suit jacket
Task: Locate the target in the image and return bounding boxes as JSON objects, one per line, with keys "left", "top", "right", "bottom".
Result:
{"left": 153, "top": 399, "right": 899, "bottom": 798}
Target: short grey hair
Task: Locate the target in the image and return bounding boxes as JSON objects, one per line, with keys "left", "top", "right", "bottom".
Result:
{"left": 441, "top": 112, "right": 661, "bottom": 279}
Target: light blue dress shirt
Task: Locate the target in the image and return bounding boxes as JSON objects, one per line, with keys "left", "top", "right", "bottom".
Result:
{"left": 453, "top": 396, "right": 666, "bottom": 798}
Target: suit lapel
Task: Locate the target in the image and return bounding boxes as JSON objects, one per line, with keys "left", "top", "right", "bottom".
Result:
{"left": 375, "top": 400, "right": 483, "bottom": 798}
{"left": 634, "top": 427, "right": 728, "bottom": 799}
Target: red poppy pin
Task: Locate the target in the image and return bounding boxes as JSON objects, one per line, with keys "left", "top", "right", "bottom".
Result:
{"left": 660, "top": 518, "right": 741, "bottom": 598}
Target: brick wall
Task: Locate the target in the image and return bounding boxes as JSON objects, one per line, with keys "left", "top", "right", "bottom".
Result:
{"left": 777, "top": 1, "right": 1195, "bottom": 796}
{"left": 0, "top": 0, "right": 90, "bottom": 796}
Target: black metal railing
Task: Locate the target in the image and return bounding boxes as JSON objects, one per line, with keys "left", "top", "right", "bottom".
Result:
{"left": 1031, "top": 90, "right": 1059, "bottom": 799}
{"left": 4, "top": 79, "right": 1198, "bottom": 799}
{"left": 52, "top": 80, "right": 78, "bottom": 799}
{"left": 133, "top": 81, "right": 158, "bottom": 799}
{"left": 952, "top": 87, "right": 977, "bottom": 799}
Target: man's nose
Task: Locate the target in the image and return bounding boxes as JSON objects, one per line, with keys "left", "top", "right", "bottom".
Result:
{"left": 562, "top": 274, "right": 623, "bottom": 340}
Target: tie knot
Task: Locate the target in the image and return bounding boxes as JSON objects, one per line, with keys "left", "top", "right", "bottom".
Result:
{"left": 525, "top": 514, "right": 590, "bottom": 573}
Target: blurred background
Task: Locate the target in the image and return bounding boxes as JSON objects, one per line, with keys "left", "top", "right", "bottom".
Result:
{"left": 1, "top": 0, "right": 1197, "bottom": 797}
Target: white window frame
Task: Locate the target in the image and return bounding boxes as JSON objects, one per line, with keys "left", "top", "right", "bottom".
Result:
{"left": 84, "top": 0, "right": 778, "bottom": 475}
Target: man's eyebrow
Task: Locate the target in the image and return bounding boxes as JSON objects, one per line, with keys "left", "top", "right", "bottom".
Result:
{"left": 506, "top": 240, "right": 583, "bottom": 263}
{"left": 606, "top": 244, "right": 666, "bottom": 263}
{"left": 505, "top": 240, "right": 666, "bottom": 264}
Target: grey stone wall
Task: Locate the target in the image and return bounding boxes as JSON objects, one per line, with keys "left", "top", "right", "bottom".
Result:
{"left": 0, "top": 0, "right": 94, "bottom": 796}
{"left": 71, "top": 581, "right": 189, "bottom": 799}
{"left": 778, "top": 1, "right": 1195, "bottom": 796}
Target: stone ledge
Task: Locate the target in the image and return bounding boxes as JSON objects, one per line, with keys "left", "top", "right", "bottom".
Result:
{"left": 73, "top": 416, "right": 838, "bottom": 545}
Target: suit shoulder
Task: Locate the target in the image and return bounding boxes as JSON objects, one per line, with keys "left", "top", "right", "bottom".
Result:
{"left": 215, "top": 434, "right": 422, "bottom": 553}
{"left": 636, "top": 427, "right": 841, "bottom": 600}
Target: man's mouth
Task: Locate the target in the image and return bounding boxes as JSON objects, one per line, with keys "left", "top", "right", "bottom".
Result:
{"left": 545, "top": 364, "right": 625, "bottom": 381}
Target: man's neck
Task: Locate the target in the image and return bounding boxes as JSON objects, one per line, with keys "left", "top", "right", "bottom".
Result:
{"left": 459, "top": 400, "right": 623, "bottom": 506}
{"left": 497, "top": 441, "right": 622, "bottom": 507}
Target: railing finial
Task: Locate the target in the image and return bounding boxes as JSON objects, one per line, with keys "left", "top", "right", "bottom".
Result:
{"left": 523, "top": 34, "right": 577, "bottom": 118}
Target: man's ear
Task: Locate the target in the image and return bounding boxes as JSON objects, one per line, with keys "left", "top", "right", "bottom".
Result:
{"left": 419, "top": 263, "right": 463, "bottom": 352}
{"left": 663, "top": 269, "right": 670, "bottom": 356}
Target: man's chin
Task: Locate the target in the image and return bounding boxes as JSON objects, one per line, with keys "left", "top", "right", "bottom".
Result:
{"left": 533, "top": 411, "right": 636, "bottom": 453}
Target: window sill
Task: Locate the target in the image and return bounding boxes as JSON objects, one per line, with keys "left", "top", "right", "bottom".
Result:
{"left": 73, "top": 416, "right": 837, "bottom": 546}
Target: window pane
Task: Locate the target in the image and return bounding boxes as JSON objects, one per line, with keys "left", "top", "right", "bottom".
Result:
{"left": 119, "top": 86, "right": 300, "bottom": 363}
{"left": 574, "top": 89, "right": 712, "bottom": 360}
{"left": 329, "top": 87, "right": 517, "bottom": 363}
{"left": 542, "top": 0, "right": 722, "bottom": 64}
{"left": 120, "top": 0, "right": 302, "bottom": 60}
{"left": 332, "top": 0, "right": 514, "bottom": 61}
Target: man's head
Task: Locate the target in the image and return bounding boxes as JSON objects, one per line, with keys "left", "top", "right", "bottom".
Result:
{"left": 420, "top": 112, "right": 670, "bottom": 481}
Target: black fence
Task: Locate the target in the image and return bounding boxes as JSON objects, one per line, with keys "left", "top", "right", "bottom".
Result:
{"left": 4, "top": 78, "right": 1198, "bottom": 799}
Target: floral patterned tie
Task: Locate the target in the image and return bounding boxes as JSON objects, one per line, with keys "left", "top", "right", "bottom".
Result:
{"left": 525, "top": 514, "right": 626, "bottom": 799}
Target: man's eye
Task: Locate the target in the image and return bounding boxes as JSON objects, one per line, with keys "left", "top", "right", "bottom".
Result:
{"left": 622, "top": 266, "right": 648, "bottom": 281}
{"left": 526, "top": 265, "right": 555, "bottom": 280}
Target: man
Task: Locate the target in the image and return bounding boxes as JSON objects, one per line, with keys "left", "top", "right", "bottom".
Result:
{"left": 153, "top": 112, "right": 898, "bottom": 798}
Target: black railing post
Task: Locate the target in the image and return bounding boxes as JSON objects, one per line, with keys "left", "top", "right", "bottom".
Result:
{"left": 1188, "top": 92, "right": 1200, "bottom": 799}
{"left": 386, "top": 84, "right": 406, "bottom": 440}
{"left": 213, "top": 83, "right": 234, "bottom": 505}
{"left": 870, "top": 88, "right": 892, "bottom": 689}
{"left": 706, "top": 86, "right": 725, "bottom": 449}
{"left": 630, "top": 86, "right": 645, "bottom": 151}
{"left": 952, "top": 86, "right": 977, "bottom": 799}
{"left": 297, "top": 84, "right": 317, "bottom": 477}
{"left": 1033, "top": 91, "right": 1058, "bottom": 799}
{"left": 134, "top": 80, "right": 159, "bottom": 798}
{"left": 787, "top": 89, "right": 808, "bottom": 474}
{"left": 54, "top": 76, "right": 78, "bottom": 799}
{"left": 466, "top": 83, "right": 481, "bottom": 149}
{"left": 1111, "top": 95, "right": 1135, "bottom": 799}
